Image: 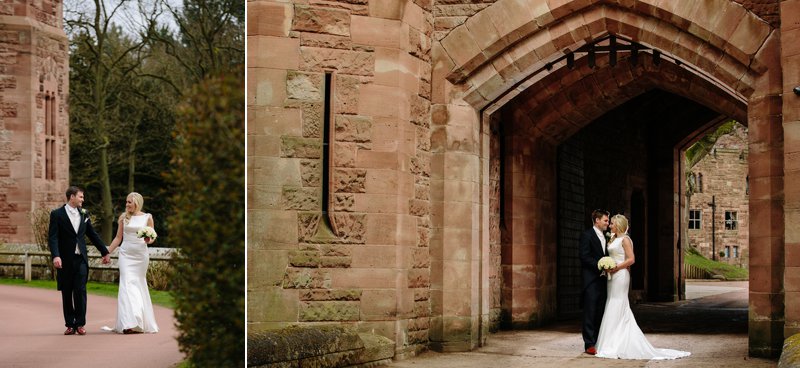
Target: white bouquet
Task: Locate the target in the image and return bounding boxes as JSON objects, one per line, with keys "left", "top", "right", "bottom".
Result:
{"left": 598, "top": 256, "right": 616, "bottom": 280}
{"left": 136, "top": 226, "right": 157, "bottom": 241}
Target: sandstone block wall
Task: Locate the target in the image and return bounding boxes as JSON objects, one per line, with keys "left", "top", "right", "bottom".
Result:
{"left": 250, "top": 0, "right": 800, "bottom": 359}
{"left": 248, "top": 0, "right": 434, "bottom": 357}
{"left": 0, "top": 1, "right": 69, "bottom": 244}
{"left": 688, "top": 125, "right": 750, "bottom": 267}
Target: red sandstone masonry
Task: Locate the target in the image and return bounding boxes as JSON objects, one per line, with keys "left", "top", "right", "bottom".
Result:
{"left": 250, "top": 0, "right": 796, "bottom": 358}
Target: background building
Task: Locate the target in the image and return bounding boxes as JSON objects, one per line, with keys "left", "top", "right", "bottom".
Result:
{"left": 687, "top": 123, "right": 749, "bottom": 267}
{"left": 0, "top": 1, "right": 70, "bottom": 244}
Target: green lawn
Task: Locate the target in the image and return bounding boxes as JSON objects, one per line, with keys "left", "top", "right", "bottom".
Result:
{"left": 0, "top": 278, "right": 174, "bottom": 309}
{"left": 684, "top": 248, "right": 748, "bottom": 280}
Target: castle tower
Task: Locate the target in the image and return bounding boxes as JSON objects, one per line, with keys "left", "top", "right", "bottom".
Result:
{"left": 0, "top": 1, "right": 69, "bottom": 244}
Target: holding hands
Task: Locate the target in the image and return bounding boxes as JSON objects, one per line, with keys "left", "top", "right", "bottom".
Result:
{"left": 52, "top": 254, "right": 110, "bottom": 267}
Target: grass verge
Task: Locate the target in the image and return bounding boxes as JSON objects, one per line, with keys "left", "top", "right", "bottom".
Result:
{"left": 0, "top": 278, "right": 174, "bottom": 309}
{"left": 684, "top": 247, "right": 748, "bottom": 280}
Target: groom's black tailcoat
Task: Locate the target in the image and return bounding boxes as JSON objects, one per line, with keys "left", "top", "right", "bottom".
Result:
{"left": 579, "top": 227, "right": 607, "bottom": 349}
{"left": 48, "top": 206, "right": 109, "bottom": 328}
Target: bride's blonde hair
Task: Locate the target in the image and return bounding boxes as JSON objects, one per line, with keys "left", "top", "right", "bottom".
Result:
{"left": 122, "top": 192, "right": 144, "bottom": 225}
{"left": 610, "top": 214, "right": 629, "bottom": 240}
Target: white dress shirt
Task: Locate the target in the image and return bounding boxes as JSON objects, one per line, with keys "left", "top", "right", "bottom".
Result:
{"left": 66, "top": 204, "right": 81, "bottom": 254}
{"left": 593, "top": 226, "right": 607, "bottom": 254}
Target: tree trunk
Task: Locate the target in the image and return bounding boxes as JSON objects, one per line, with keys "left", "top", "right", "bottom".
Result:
{"left": 128, "top": 122, "right": 138, "bottom": 193}
{"left": 98, "top": 142, "right": 114, "bottom": 243}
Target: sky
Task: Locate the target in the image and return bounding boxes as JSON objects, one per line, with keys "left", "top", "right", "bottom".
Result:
{"left": 62, "top": 0, "right": 181, "bottom": 39}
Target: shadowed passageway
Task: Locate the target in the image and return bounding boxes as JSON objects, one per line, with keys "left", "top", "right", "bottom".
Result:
{"left": 389, "top": 281, "right": 776, "bottom": 368}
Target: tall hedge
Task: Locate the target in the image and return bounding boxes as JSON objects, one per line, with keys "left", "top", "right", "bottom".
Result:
{"left": 167, "top": 69, "right": 244, "bottom": 367}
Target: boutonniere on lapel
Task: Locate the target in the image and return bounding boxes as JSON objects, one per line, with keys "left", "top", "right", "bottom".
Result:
{"left": 80, "top": 208, "right": 89, "bottom": 222}
{"left": 604, "top": 232, "right": 612, "bottom": 242}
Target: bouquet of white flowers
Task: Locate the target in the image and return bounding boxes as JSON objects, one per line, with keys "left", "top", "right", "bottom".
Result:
{"left": 598, "top": 256, "right": 616, "bottom": 280}
{"left": 136, "top": 226, "right": 157, "bottom": 241}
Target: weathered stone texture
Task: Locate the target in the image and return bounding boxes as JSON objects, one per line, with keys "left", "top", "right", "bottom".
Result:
{"left": 335, "top": 115, "right": 372, "bottom": 142}
{"left": 281, "top": 136, "right": 322, "bottom": 158}
{"left": 409, "top": 199, "right": 430, "bottom": 217}
{"left": 283, "top": 268, "right": 332, "bottom": 289}
{"left": 289, "top": 250, "right": 321, "bottom": 267}
{"left": 300, "top": 160, "right": 321, "bottom": 187}
{"left": 410, "top": 153, "right": 431, "bottom": 177}
{"left": 293, "top": 6, "right": 351, "bottom": 36}
{"left": 330, "top": 213, "right": 367, "bottom": 243}
{"left": 300, "top": 301, "right": 360, "bottom": 321}
{"left": 300, "top": 289, "right": 362, "bottom": 301}
{"left": 320, "top": 256, "right": 352, "bottom": 268}
{"left": 334, "top": 74, "right": 361, "bottom": 115}
{"left": 282, "top": 187, "right": 320, "bottom": 210}
{"left": 334, "top": 168, "right": 367, "bottom": 193}
{"left": 297, "top": 212, "right": 322, "bottom": 242}
{"left": 408, "top": 269, "right": 431, "bottom": 288}
{"left": 320, "top": 244, "right": 352, "bottom": 257}
{"left": 300, "top": 47, "right": 375, "bottom": 76}
{"left": 333, "top": 193, "right": 355, "bottom": 211}
{"left": 286, "top": 71, "right": 323, "bottom": 102}
{"left": 333, "top": 142, "right": 357, "bottom": 167}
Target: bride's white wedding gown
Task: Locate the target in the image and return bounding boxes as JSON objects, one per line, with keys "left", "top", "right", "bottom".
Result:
{"left": 595, "top": 236, "right": 689, "bottom": 360}
{"left": 113, "top": 214, "right": 159, "bottom": 333}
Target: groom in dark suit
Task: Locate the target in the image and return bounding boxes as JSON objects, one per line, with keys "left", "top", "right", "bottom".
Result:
{"left": 48, "top": 186, "right": 110, "bottom": 335}
{"left": 579, "top": 209, "right": 609, "bottom": 355}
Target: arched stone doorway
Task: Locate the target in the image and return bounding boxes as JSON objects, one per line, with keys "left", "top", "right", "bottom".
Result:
{"left": 430, "top": 0, "right": 784, "bottom": 358}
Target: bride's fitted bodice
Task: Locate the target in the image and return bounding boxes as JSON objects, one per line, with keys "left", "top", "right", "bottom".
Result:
{"left": 123, "top": 214, "right": 149, "bottom": 242}
{"left": 607, "top": 236, "right": 626, "bottom": 264}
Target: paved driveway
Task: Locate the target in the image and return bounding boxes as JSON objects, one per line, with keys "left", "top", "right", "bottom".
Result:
{"left": 0, "top": 284, "right": 183, "bottom": 367}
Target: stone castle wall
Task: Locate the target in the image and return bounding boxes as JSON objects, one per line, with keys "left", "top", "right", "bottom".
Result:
{"left": 688, "top": 125, "right": 750, "bottom": 267}
{"left": 251, "top": 0, "right": 800, "bottom": 358}
{"left": 248, "top": 0, "right": 434, "bottom": 357}
{"left": 0, "top": 1, "right": 70, "bottom": 244}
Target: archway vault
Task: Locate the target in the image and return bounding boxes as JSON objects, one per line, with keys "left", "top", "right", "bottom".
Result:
{"left": 428, "top": 0, "right": 785, "bottom": 359}
{"left": 434, "top": 0, "right": 772, "bottom": 111}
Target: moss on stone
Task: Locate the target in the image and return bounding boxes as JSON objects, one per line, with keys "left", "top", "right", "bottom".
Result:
{"left": 247, "top": 325, "right": 394, "bottom": 367}
{"left": 779, "top": 333, "right": 800, "bottom": 368}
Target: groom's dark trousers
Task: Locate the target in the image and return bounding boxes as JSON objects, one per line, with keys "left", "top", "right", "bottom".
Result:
{"left": 48, "top": 206, "right": 108, "bottom": 328}
{"left": 579, "top": 227, "right": 607, "bottom": 350}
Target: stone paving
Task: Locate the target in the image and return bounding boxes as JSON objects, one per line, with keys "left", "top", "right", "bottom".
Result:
{"left": 389, "top": 281, "right": 778, "bottom": 368}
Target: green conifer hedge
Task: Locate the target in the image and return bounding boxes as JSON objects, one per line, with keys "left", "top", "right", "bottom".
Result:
{"left": 167, "top": 69, "right": 244, "bottom": 367}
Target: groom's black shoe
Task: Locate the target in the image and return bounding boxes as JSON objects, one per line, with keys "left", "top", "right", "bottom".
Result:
{"left": 64, "top": 327, "right": 76, "bottom": 335}
{"left": 76, "top": 327, "right": 86, "bottom": 335}
{"left": 585, "top": 346, "right": 597, "bottom": 355}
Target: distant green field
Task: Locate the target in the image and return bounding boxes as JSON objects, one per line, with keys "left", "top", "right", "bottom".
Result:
{"left": 684, "top": 247, "right": 748, "bottom": 280}
{"left": 0, "top": 278, "right": 174, "bottom": 309}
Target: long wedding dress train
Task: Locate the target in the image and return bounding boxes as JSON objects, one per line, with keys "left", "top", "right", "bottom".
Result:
{"left": 595, "top": 236, "right": 689, "bottom": 360}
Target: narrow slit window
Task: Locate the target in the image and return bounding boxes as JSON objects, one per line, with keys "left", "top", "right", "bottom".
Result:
{"left": 322, "top": 72, "right": 334, "bottom": 227}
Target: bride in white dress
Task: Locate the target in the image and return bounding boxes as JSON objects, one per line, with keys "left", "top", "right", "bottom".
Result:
{"left": 595, "top": 214, "right": 689, "bottom": 360}
{"left": 105, "top": 192, "right": 159, "bottom": 334}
